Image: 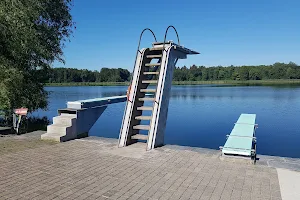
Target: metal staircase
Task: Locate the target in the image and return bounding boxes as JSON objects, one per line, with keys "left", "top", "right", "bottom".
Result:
{"left": 119, "top": 26, "right": 199, "bottom": 150}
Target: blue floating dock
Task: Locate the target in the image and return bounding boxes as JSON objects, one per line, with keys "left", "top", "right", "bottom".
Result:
{"left": 222, "top": 114, "right": 257, "bottom": 157}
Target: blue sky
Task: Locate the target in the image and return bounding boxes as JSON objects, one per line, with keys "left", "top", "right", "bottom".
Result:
{"left": 55, "top": 0, "right": 300, "bottom": 71}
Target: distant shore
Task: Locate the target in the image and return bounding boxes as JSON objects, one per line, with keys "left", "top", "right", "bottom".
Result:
{"left": 45, "top": 79, "right": 300, "bottom": 87}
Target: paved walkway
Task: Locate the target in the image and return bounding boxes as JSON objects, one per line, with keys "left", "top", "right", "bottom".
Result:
{"left": 277, "top": 168, "right": 300, "bottom": 200}
{"left": 0, "top": 136, "right": 284, "bottom": 200}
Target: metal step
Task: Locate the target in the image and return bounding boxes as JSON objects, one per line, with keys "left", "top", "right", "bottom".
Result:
{"left": 140, "top": 89, "right": 156, "bottom": 93}
{"left": 152, "top": 41, "right": 173, "bottom": 45}
{"left": 131, "top": 134, "right": 148, "bottom": 140}
{"left": 150, "top": 47, "right": 164, "bottom": 51}
{"left": 146, "top": 54, "right": 162, "bottom": 59}
{"left": 142, "top": 80, "right": 158, "bottom": 84}
{"left": 143, "top": 72, "right": 159, "bottom": 75}
{"left": 133, "top": 125, "right": 150, "bottom": 130}
{"left": 145, "top": 63, "right": 161, "bottom": 67}
{"left": 137, "top": 106, "right": 153, "bottom": 111}
{"left": 135, "top": 116, "right": 152, "bottom": 120}
{"left": 139, "top": 98, "right": 155, "bottom": 101}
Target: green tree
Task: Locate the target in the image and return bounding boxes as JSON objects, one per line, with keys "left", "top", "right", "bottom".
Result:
{"left": 218, "top": 69, "right": 225, "bottom": 80}
{"left": 239, "top": 67, "right": 249, "bottom": 80}
{"left": 0, "top": 0, "right": 74, "bottom": 116}
{"left": 286, "top": 67, "right": 296, "bottom": 79}
{"left": 249, "top": 68, "right": 261, "bottom": 80}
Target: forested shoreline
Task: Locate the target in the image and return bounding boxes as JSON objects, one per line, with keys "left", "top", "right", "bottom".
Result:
{"left": 48, "top": 67, "right": 130, "bottom": 83}
{"left": 173, "top": 62, "right": 300, "bottom": 81}
{"left": 47, "top": 62, "right": 300, "bottom": 83}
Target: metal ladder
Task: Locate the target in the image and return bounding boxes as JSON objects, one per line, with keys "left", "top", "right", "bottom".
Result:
{"left": 119, "top": 26, "right": 199, "bottom": 150}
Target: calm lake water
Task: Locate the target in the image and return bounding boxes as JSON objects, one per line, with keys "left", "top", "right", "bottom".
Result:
{"left": 35, "top": 85, "right": 300, "bottom": 158}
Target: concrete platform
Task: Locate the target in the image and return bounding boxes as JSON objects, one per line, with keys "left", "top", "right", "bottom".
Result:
{"left": 277, "top": 168, "right": 300, "bottom": 200}
{"left": 1, "top": 136, "right": 293, "bottom": 200}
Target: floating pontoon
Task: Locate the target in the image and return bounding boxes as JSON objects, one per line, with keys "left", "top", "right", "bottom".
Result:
{"left": 220, "top": 114, "right": 258, "bottom": 163}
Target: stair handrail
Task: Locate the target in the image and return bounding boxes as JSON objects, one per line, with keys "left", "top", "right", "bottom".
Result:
{"left": 154, "top": 25, "right": 180, "bottom": 105}
{"left": 150, "top": 26, "right": 180, "bottom": 149}
{"left": 162, "top": 25, "right": 180, "bottom": 51}
{"left": 119, "top": 28, "right": 157, "bottom": 146}
{"left": 127, "top": 28, "right": 157, "bottom": 98}
{"left": 137, "top": 28, "right": 157, "bottom": 54}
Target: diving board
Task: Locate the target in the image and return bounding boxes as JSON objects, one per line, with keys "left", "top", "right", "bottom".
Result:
{"left": 221, "top": 114, "right": 257, "bottom": 162}
{"left": 67, "top": 95, "right": 127, "bottom": 109}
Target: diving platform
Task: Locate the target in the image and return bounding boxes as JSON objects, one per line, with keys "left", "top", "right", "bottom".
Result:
{"left": 220, "top": 114, "right": 258, "bottom": 163}
{"left": 41, "top": 95, "right": 127, "bottom": 142}
{"left": 118, "top": 26, "right": 199, "bottom": 150}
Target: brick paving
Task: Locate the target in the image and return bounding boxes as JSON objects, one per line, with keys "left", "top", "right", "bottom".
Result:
{"left": 0, "top": 137, "right": 282, "bottom": 200}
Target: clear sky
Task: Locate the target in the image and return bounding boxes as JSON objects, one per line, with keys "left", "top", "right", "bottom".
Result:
{"left": 55, "top": 0, "right": 300, "bottom": 71}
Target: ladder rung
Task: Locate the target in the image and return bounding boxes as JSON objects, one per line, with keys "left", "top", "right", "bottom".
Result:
{"left": 133, "top": 125, "right": 150, "bottom": 130}
{"left": 145, "top": 63, "right": 160, "bottom": 67}
{"left": 139, "top": 98, "right": 155, "bottom": 101}
{"left": 135, "top": 116, "right": 152, "bottom": 120}
{"left": 142, "top": 80, "right": 158, "bottom": 84}
{"left": 140, "top": 89, "right": 156, "bottom": 93}
{"left": 131, "top": 134, "right": 148, "bottom": 140}
{"left": 152, "top": 41, "right": 173, "bottom": 45}
{"left": 137, "top": 106, "right": 153, "bottom": 111}
{"left": 150, "top": 47, "right": 164, "bottom": 51}
{"left": 146, "top": 54, "right": 162, "bottom": 59}
{"left": 143, "top": 72, "right": 159, "bottom": 75}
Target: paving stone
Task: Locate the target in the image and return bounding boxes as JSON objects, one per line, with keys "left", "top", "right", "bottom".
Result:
{"left": 0, "top": 138, "right": 284, "bottom": 200}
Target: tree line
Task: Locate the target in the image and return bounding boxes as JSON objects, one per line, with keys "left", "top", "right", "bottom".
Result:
{"left": 47, "top": 62, "right": 300, "bottom": 83}
{"left": 47, "top": 67, "right": 131, "bottom": 83}
{"left": 173, "top": 62, "right": 300, "bottom": 81}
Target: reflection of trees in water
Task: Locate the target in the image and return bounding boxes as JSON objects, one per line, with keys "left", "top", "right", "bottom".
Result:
{"left": 170, "top": 93, "right": 225, "bottom": 100}
{"left": 101, "top": 92, "right": 126, "bottom": 97}
{"left": 170, "top": 85, "right": 300, "bottom": 101}
{"left": 99, "top": 85, "right": 300, "bottom": 101}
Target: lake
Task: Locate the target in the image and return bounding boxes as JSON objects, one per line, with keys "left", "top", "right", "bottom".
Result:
{"left": 35, "top": 85, "right": 300, "bottom": 158}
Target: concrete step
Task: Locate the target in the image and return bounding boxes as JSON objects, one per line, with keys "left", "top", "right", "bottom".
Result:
{"left": 41, "top": 132, "right": 66, "bottom": 142}
{"left": 145, "top": 63, "right": 161, "bottom": 67}
{"left": 139, "top": 98, "right": 155, "bottom": 101}
{"left": 131, "top": 134, "right": 148, "bottom": 140}
{"left": 146, "top": 54, "right": 162, "bottom": 59}
{"left": 47, "top": 124, "right": 70, "bottom": 134}
{"left": 133, "top": 125, "right": 150, "bottom": 130}
{"left": 142, "top": 80, "right": 158, "bottom": 84}
{"left": 41, "top": 134, "right": 61, "bottom": 142}
{"left": 143, "top": 72, "right": 159, "bottom": 75}
{"left": 60, "top": 113, "right": 77, "bottom": 118}
{"left": 140, "top": 89, "right": 156, "bottom": 93}
{"left": 53, "top": 115, "right": 76, "bottom": 126}
{"left": 137, "top": 106, "right": 153, "bottom": 111}
{"left": 135, "top": 116, "right": 152, "bottom": 120}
